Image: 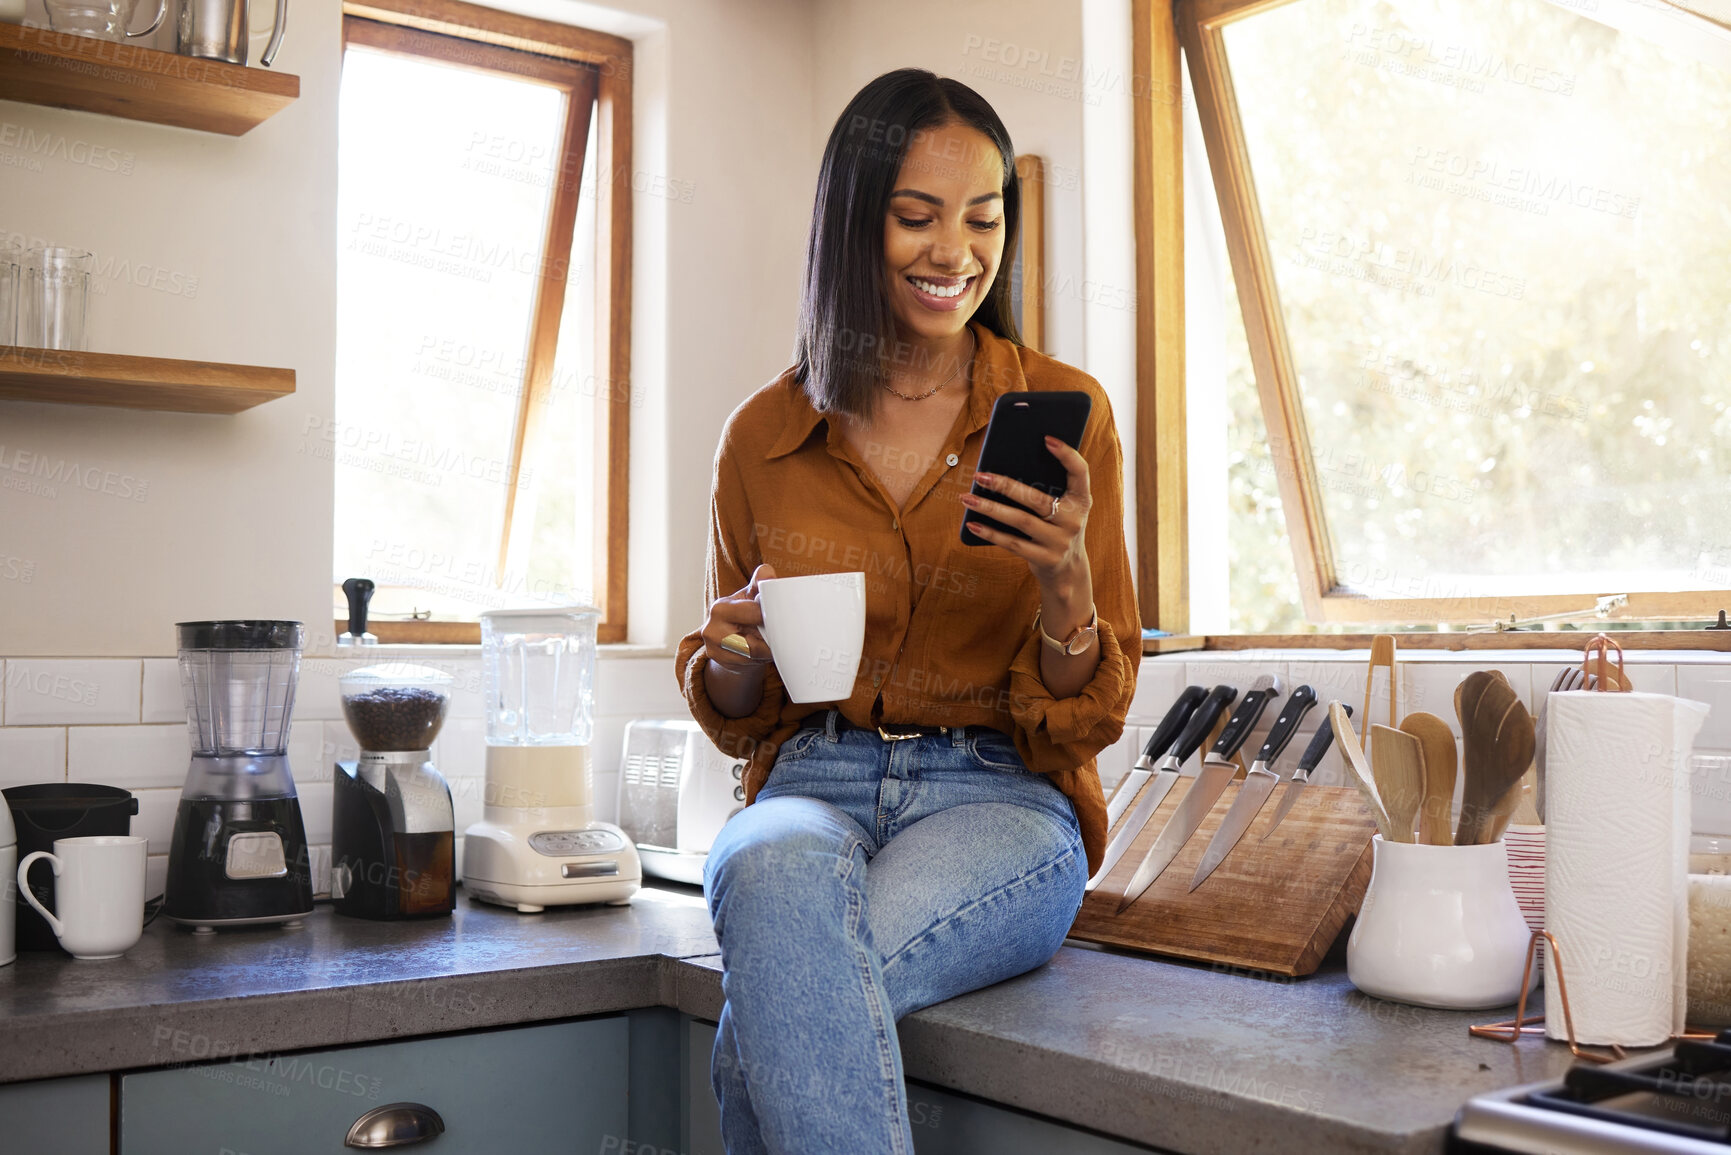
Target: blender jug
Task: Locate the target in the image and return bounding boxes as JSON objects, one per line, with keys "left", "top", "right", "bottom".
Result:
{"left": 164, "top": 621, "right": 315, "bottom": 932}
{"left": 461, "top": 607, "right": 639, "bottom": 911}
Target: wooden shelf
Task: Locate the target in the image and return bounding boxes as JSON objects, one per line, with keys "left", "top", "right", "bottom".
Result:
{"left": 0, "top": 22, "right": 298, "bottom": 135}
{"left": 0, "top": 346, "right": 293, "bottom": 413}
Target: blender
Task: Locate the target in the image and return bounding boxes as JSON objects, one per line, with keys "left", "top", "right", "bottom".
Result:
{"left": 330, "top": 663, "right": 456, "bottom": 920}
{"left": 164, "top": 621, "right": 315, "bottom": 933}
{"left": 461, "top": 607, "right": 640, "bottom": 911}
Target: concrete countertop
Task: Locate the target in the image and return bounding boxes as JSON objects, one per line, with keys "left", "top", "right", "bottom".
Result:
{"left": 0, "top": 882, "right": 1577, "bottom": 1154}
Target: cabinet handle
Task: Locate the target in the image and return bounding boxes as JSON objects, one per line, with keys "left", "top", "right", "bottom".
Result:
{"left": 344, "top": 1102, "right": 446, "bottom": 1148}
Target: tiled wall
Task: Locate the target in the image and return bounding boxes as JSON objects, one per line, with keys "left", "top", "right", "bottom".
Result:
{"left": 0, "top": 651, "right": 691, "bottom": 900}
{"left": 2, "top": 647, "right": 1728, "bottom": 906}
{"left": 1097, "top": 650, "right": 1731, "bottom": 838}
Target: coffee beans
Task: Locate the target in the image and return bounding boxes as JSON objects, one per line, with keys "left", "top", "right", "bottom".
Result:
{"left": 342, "top": 687, "right": 449, "bottom": 752}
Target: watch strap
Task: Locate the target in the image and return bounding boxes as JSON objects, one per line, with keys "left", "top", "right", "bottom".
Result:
{"left": 1036, "top": 606, "right": 1098, "bottom": 656}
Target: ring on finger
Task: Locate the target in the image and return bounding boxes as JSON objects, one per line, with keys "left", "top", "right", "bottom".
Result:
{"left": 719, "top": 633, "right": 752, "bottom": 657}
{"left": 1044, "top": 495, "right": 1063, "bottom": 522}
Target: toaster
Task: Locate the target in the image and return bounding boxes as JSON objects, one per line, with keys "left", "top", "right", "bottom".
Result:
{"left": 616, "top": 720, "right": 745, "bottom": 884}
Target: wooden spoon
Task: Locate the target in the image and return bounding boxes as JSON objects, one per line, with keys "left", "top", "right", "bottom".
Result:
{"left": 1331, "top": 701, "right": 1393, "bottom": 839}
{"left": 1399, "top": 711, "right": 1457, "bottom": 845}
{"left": 1456, "top": 675, "right": 1534, "bottom": 844}
{"left": 1370, "top": 724, "right": 1423, "bottom": 843}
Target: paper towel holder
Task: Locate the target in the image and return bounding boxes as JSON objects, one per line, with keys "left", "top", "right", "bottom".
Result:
{"left": 1579, "top": 634, "right": 1630, "bottom": 693}
{"left": 1470, "top": 929, "right": 1716, "bottom": 1061}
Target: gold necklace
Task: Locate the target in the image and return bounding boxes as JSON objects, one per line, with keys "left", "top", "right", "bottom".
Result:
{"left": 880, "top": 333, "right": 975, "bottom": 401}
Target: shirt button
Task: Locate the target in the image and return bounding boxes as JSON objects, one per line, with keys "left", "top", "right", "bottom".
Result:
{"left": 945, "top": 453, "right": 959, "bottom": 467}
{"left": 872, "top": 674, "right": 883, "bottom": 688}
{"left": 891, "top": 519, "right": 899, "bottom": 530}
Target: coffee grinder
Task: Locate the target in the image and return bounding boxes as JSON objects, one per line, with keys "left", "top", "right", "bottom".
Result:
{"left": 164, "top": 621, "right": 315, "bottom": 933}
{"left": 461, "top": 607, "right": 640, "bottom": 911}
{"left": 330, "top": 664, "right": 456, "bottom": 920}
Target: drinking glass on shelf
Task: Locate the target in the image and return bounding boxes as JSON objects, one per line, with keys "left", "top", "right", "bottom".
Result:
{"left": 0, "top": 242, "right": 19, "bottom": 347}
{"left": 22, "top": 247, "right": 93, "bottom": 352}
{"left": 42, "top": 0, "right": 164, "bottom": 41}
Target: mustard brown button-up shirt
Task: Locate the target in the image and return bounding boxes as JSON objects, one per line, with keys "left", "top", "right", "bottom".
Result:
{"left": 674, "top": 323, "right": 1139, "bottom": 876}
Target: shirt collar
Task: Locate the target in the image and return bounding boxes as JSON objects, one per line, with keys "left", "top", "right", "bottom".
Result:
{"left": 765, "top": 322, "right": 1026, "bottom": 460}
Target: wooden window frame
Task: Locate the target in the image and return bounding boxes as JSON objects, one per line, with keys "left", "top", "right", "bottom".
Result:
{"left": 334, "top": 0, "right": 633, "bottom": 645}
{"left": 1136, "top": 0, "right": 1731, "bottom": 636}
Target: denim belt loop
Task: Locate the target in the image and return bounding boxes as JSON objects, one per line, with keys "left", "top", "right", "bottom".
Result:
{"left": 824, "top": 708, "right": 842, "bottom": 742}
{"left": 950, "top": 725, "right": 967, "bottom": 748}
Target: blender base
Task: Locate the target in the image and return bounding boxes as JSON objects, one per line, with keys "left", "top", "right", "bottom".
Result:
{"left": 461, "top": 815, "right": 642, "bottom": 911}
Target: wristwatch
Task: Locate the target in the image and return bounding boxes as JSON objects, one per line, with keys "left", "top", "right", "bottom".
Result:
{"left": 1034, "top": 606, "right": 1098, "bottom": 657}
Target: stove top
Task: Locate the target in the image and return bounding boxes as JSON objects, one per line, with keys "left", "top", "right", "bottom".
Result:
{"left": 1452, "top": 1030, "right": 1731, "bottom": 1153}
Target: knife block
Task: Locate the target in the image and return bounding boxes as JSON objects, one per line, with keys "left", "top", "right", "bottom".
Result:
{"left": 1070, "top": 780, "right": 1377, "bottom": 976}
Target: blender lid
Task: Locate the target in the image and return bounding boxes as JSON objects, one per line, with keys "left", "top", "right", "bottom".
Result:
{"left": 340, "top": 663, "right": 455, "bottom": 688}
{"left": 177, "top": 620, "right": 305, "bottom": 650}
{"left": 478, "top": 605, "right": 601, "bottom": 620}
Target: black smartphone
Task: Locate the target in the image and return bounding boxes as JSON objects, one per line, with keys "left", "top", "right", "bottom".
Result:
{"left": 960, "top": 391, "right": 1092, "bottom": 546}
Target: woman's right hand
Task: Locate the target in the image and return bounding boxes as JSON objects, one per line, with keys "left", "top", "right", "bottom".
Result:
{"left": 702, "top": 563, "right": 778, "bottom": 670}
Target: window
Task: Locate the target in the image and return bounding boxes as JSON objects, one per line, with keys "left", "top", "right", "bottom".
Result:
{"left": 331, "top": 2, "right": 632, "bottom": 643}
{"left": 1172, "top": 0, "right": 1731, "bottom": 629}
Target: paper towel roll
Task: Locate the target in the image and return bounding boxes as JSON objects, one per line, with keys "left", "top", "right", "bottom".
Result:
{"left": 1544, "top": 690, "right": 1708, "bottom": 1046}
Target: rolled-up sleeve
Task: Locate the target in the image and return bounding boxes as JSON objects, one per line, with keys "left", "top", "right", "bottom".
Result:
{"left": 1005, "top": 394, "right": 1140, "bottom": 774}
{"left": 673, "top": 441, "right": 790, "bottom": 764}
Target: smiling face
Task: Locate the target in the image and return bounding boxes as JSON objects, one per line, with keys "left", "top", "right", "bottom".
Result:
{"left": 882, "top": 121, "right": 1007, "bottom": 348}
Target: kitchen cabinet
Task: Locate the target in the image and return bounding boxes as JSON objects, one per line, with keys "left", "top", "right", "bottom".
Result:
{"left": 0, "top": 1072, "right": 110, "bottom": 1154}
{"left": 121, "top": 1016, "right": 628, "bottom": 1154}
{"left": 684, "top": 1020, "right": 1164, "bottom": 1155}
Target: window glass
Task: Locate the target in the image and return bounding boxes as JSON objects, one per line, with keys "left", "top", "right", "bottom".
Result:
{"left": 1222, "top": 0, "right": 1731, "bottom": 602}
{"left": 334, "top": 45, "right": 591, "bottom": 618}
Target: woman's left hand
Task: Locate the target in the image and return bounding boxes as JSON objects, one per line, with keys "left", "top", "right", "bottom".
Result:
{"left": 960, "top": 435, "right": 1093, "bottom": 600}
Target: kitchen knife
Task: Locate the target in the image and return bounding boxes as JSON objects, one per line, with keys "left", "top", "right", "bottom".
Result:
{"left": 1114, "top": 674, "right": 1282, "bottom": 914}
{"left": 1259, "top": 705, "right": 1351, "bottom": 842}
{"left": 1086, "top": 683, "right": 1237, "bottom": 891}
{"left": 1104, "top": 685, "right": 1208, "bottom": 828}
{"left": 1186, "top": 684, "right": 1318, "bottom": 891}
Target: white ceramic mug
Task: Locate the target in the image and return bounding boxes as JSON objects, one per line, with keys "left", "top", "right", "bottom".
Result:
{"left": 757, "top": 572, "right": 867, "bottom": 704}
{"left": 1347, "top": 836, "right": 1533, "bottom": 1009}
{"left": 17, "top": 836, "right": 147, "bottom": 960}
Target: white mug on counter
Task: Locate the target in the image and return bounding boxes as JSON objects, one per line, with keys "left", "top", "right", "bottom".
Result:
{"left": 757, "top": 571, "right": 867, "bottom": 704}
{"left": 17, "top": 835, "right": 147, "bottom": 960}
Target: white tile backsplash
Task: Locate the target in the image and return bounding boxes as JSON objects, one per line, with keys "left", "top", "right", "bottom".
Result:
{"left": 68, "top": 724, "right": 189, "bottom": 789}
{"left": 1679, "top": 667, "right": 1731, "bottom": 750}
{"left": 595, "top": 657, "right": 688, "bottom": 717}
{"left": 132, "top": 787, "right": 181, "bottom": 856}
{"left": 140, "top": 658, "right": 182, "bottom": 724}
{"left": 0, "top": 727, "right": 66, "bottom": 787}
{"left": 4, "top": 659, "right": 141, "bottom": 725}
{"left": 298, "top": 782, "right": 333, "bottom": 845}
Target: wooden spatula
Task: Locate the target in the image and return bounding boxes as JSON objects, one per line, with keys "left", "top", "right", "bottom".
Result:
{"left": 1369, "top": 724, "right": 1422, "bottom": 842}
{"left": 1456, "top": 674, "right": 1534, "bottom": 844}
{"left": 1331, "top": 701, "right": 1393, "bottom": 839}
{"left": 1399, "top": 711, "right": 1457, "bottom": 844}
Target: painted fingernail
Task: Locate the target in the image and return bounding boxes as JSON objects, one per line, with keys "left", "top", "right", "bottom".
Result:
{"left": 974, "top": 472, "right": 994, "bottom": 484}
{"left": 960, "top": 493, "right": 979, "bottom": 506}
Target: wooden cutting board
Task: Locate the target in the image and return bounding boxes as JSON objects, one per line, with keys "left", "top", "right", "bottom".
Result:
{"left": 1069, "top": 780, "right": 1377, "bottom": 976}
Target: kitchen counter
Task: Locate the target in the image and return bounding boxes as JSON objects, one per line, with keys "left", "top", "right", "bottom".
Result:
{"left": 0, "top": 882, "right": 1582, "bottom": 1154}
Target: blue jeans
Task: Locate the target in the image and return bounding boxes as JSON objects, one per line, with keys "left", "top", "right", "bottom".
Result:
{"left": 701, "top": 711, "right": 1087, "bottom": 1155}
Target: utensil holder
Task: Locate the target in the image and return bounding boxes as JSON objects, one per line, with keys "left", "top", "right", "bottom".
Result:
{"left": 1348, "top": 836, "right": 1532, "bottom": 1009}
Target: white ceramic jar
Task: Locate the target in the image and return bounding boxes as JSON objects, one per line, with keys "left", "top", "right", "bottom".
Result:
{"left": 1347, "top": 836, "right": 1533, "bottom": 1009}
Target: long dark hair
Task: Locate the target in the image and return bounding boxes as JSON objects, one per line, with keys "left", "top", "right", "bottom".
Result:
{"left": 794, "top": 68, "right": 1022, "bottom": 420}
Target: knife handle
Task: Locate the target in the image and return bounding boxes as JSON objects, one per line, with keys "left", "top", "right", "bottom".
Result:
{"left": 1168, "top": 684, "right": 1237, "bottom": 766}
{"left": 1292, "top": 703, "right": 1350, "bottom": 779}
{"left": 1139, "top": 685, "right": 1208, "bottom": 766}
{"left": 1255, "top": 684, "right": 1318, "bottom": 765}
{"left": 1210, "top": 685, "right": 1278, "bottom": 761}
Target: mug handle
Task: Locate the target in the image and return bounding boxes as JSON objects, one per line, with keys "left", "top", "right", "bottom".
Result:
{"left": 124, "top": 0, "right": 166, "bottom": 38}
{"left": 16, "top": 851, "right": 64, "bottom": 938}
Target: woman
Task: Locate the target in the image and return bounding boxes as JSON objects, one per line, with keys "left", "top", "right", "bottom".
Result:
{"left": 674, "top": 68, "right": 1138, "bottom": 1154}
